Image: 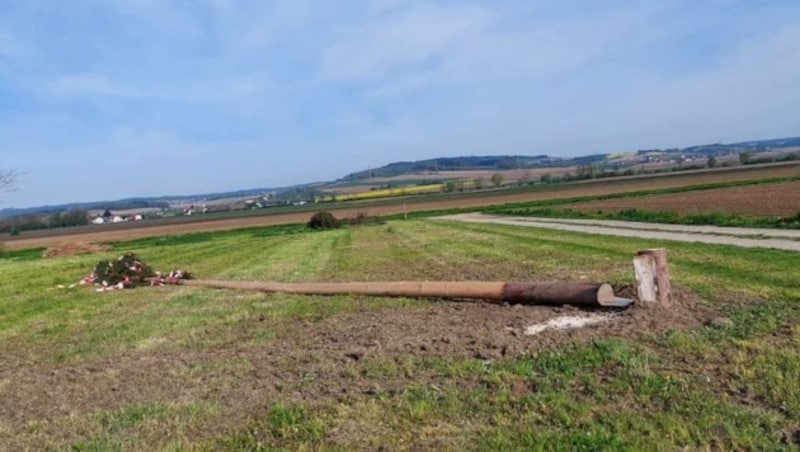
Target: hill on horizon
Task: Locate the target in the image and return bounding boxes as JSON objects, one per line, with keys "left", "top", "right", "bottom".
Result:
{"left": 340, "top": 136, "right": 800, "bottom": 181}
{"left": 3, "top": 135, "right": 798, "bottom": 218}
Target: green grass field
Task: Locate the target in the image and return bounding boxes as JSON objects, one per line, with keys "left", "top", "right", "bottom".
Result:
{"left": 1, "top": 220, "right": 799, "bottom": 450}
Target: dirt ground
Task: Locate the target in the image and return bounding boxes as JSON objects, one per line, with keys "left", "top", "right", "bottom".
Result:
{"left": 566, "top": 180, "right": 800, "bottom": 217}
{"left": 3, "top": 164, "right": 798, "bottom": 252}
{"left": 0, "top": 285, "right": 714, "bottom": 446}
{"left": 297, "top": 285, "right": 708, "bottom": 363}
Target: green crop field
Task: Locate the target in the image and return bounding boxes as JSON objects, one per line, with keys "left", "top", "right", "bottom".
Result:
{"left": 1, "top": 220, "right": 799, "bottom": 450}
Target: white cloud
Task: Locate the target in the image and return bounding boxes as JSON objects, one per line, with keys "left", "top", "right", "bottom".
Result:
{"left": 321, "top": 3, "right": 494, "bottom": 81}
{"left": 332, "top": 3, "right": 655, "bottom": 102}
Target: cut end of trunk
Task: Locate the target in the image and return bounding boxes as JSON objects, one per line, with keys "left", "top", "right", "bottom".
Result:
{"left": 597, "top": 283, "right": 615, "bottom": 303}
{"left": 597, "top": 283, "right": 634, "bottom": 308}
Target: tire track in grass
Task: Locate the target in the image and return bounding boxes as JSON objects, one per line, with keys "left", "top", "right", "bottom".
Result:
{"left": 375, "top": 221, "right": 482, "bottom": 281}
{"left": 128, "top": 240, "right": 243, "bottom": 276}
{"left": 140, "top": 233, "right": 303, "bottom": 280}
{"left": 215, "top": 229, "right": 345, "bottom": 282}
{"left": 320, "top": 229, "right": 353, "bottom": 280}
{"left": 282, "top": 230, "right": 344, "bottom": 282}
{"left": 438, "top": 219, "right": 799, "bottom": 277}
{"left": 468, "top": 220, "right": 800, "bottom": 290}
{"left": 130, "top": 235, "right": 319, "bottom": 315}
{"left": 321, "top": 226, "right": 409, "bottom": 281}
{"left": 332, "top": 222, "right": 461, "bottom": 281}
{"left": 387, "top": 220, "right": 550, "bottom": 281}
{"left": 427, "top": 220, "right": 653, "bottom": 283}
{"left": 210, "top": 234, "right": 313, "bottom": 280}
{"left": 385, "top": 220, "right": 594, "bottom": 281}
{"left": 404, "top": 221, "right": 567, "bottom": 281}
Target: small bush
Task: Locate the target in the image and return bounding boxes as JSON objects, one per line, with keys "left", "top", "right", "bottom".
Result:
{"left": 307, "top": 211, "right": 340, "bottom": 230}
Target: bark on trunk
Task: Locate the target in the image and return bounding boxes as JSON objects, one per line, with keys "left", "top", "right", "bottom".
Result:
{"left": 177, "top": 279, "right": 630, "bottom": 308}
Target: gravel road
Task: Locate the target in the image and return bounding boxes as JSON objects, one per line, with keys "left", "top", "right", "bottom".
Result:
{"left": 437, "top": 213, "right": 800, "bottom": 252}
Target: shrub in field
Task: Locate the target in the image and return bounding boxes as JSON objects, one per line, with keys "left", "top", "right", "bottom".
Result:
{"left": 491, "top": 172, "right": 504, "bottom": 187}
{"left": 308, "top": 211, "right": 340, "bottom": 230}
{"left": 776, "top": 211, "right": 800, "bottom": 228}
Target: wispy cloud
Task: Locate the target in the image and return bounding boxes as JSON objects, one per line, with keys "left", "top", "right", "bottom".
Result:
{"left": 321, "top": 3, "right": 494, "bottom": 81}
{"left": 358, "top": 4, "right": 652, "bottom": 102}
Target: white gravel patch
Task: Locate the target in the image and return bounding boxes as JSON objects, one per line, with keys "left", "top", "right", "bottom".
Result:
{"left": 524, "top": 314, "right": 611, "bottom": 336}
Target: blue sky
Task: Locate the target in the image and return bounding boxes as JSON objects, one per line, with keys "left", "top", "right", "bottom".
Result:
{"left": 1, "top": 0, "right": 799, "bottom": 208}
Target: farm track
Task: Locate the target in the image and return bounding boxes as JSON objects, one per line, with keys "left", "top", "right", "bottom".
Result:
{"left": 440, "top": 213, "right": 800, "bottom": 251}
{"left": 4, "top": 163, "right": 799, "bottom": 251}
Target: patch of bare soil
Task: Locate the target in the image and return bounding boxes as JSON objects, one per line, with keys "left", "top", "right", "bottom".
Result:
{"left": 0, "top": 287, "right": 716, "bottom": 448}
{"left": 42, "top": 242, "right": 109, "bottom": 258}
{"left": 295, "top": 285, "right": 711, "bottom": 364}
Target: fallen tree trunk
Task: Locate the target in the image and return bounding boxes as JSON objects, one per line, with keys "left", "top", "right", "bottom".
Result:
{"left": 175, "top": 279, "right": 632, "bottom": 308}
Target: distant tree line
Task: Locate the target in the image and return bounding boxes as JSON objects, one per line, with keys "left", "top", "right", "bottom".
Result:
{"left": 0, "top": 209, "right": 89, "bottom": 235}
{"left": 739, "top": 151, "right": 798, "bottom": 165}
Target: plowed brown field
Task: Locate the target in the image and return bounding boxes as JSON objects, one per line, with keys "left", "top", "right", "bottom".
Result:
{"left": 3, "top": 163, "right": 799, "bottom": 250}
{"left": 565, "top": 180, "right": 800, "bottom": 217}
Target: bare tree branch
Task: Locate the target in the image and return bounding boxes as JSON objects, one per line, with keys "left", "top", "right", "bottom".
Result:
{"left": 1, "top": 169, "right": 18, "bottom": 193}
